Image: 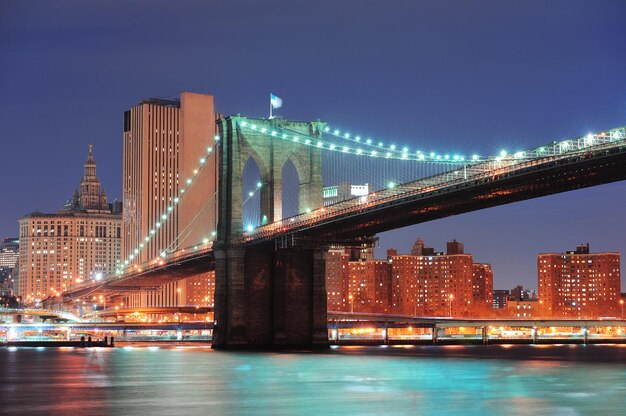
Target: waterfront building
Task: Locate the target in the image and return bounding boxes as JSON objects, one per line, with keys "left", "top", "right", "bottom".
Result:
{"left": 17, "top": 146, "right": 122, "bottom": 303}
{"left": 122, "top": 92, "right": 218, "bottom": 307}
{"left": 472, "top": 263, "right": 493, "bottom": 311}
{"left": 347, "top": 259, "right": 391, "bottom": 313}
{"left": 326, "top": 248, "right": 350, "bottom": 311}
{"left": 389, "top": 239, "right": 474, "bottom": 317}
{"left": 538, "top": 244, "right": 620, "bottom": 318}
{"left": 326, "top": 239, "right": 494, "bottom": 317}
{"left": 372, "top": 260, "right": 393, "bottom": 313}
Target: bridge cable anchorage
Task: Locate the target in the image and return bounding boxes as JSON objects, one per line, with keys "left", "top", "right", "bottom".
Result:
{"left": 241, "top": 125, "right": 626, "bottom": 242}
{"left": 116, "top": 137, "right": 220, "bottom": 276}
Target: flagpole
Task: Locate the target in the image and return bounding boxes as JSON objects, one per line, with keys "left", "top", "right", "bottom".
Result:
{"left": 269, "top": 94, "right": 272, "bottom": 119}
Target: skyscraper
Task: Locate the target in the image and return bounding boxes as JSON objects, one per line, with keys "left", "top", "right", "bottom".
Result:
{"left": 0, "top": 238, "right": 19, "bottom": 295}
{"left": 0, "top": 238, "right": 19, "bottom": 269}
{"left": 472, "top": 263, "right": 493, "bottom": 310}
{"left": 326, "top": 248, "right": 349, "bottom": 311}
{"left": 122, "top": 92, "right": 218, "bottom": 307}
{"left": 538, "top": 244, "right": 620, "bottom": 318}
{"left": 17, "top": 146, "right": 121, "bottom": 302}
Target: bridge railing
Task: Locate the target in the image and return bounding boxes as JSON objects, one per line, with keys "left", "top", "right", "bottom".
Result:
{"left": 60, "top": 242, "right": 214, "bottom": 299}
{"left": 244, "top": 126, "right": 626, "bottom": 242}
{"left": 102, "top": 242, "right": 213, "bottom": 283}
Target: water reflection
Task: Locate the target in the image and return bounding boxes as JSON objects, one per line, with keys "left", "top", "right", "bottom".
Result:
{"left": 1, "top": 345, "right": 625, "bottom": 415}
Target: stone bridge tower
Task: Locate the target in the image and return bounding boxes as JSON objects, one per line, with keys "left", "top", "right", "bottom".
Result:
{"left": 213, "top": 116, "right": 328, "bottom": 349}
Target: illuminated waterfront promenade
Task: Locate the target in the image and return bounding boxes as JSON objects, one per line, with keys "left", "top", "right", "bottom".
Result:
{"left": 0, "top": 322, "right": 212, "bottom": 345}
{"left": 2, "top": 308, "right": 626, "bottom": 346}
{"left": 329, "top": 312, "right": 626, "bottom": 345}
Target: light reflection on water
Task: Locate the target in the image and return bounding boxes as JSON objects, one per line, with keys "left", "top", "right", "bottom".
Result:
{"left": 1, "top": 345, "right": 626, "bottom": 415}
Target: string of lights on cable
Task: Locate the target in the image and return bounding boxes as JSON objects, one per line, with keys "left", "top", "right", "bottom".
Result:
{"left": 238, "top": 120, "right": 483, "bottom": 163}
{"left": 116, "top": 136, "right": 221, "bottom": 275}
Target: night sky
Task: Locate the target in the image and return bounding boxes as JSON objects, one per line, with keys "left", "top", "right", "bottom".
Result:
{"left": 1, "top": 1, "right": 625, "bottom": 289}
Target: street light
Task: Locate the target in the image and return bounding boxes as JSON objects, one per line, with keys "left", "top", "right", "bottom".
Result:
{"left": 620, "top": 299, "right": 624, "bottom": 319}
{"left": 348, "top": 294, "right": 354, "bottom": 314}
{"left": 448, "top": 294, "right": 454, "bottom": 318}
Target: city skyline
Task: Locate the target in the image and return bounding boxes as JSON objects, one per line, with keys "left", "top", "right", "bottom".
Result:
{"left": 2, "top": 1, "right": 626, "bottom": 290}
{"left": 3, "top": 4, "right": 626, "bottom": 410}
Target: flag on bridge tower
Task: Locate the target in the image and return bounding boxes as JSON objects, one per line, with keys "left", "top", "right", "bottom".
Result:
{"left": 270, "top": 93, "right": 282, "bottom": 118}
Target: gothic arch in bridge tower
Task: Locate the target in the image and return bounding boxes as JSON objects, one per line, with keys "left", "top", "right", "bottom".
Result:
{"left": 280, "top": 159, "right": 299, "bottom": 219}
{"left": 278, "top": 154, "right": 319, "bottom": 216}
{"left": 216, "top": 116, "right": 325, "bottom": 239}
{"left": 241, "top": 156, "right": 264, "bottom": 228}
{"left": 213, "top": 116, "right": 329, "bottom": 350}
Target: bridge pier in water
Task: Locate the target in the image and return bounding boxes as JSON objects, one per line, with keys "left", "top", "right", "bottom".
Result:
{"left": 213, "top": 116, "right": 329, "bottom": 350}
{"left": 213, "top": 244, "right": 328, "bottom": 349}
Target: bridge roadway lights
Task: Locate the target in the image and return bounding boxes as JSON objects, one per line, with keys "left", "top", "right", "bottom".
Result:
{"left": 212, "top": 244, "right": 328, "bottom": 350}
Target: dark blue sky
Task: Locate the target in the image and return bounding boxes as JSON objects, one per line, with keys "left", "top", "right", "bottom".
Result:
{"left": 1, "top": 1, "right": 625, "bottom": 289}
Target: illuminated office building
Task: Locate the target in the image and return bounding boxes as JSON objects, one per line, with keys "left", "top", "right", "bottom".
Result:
{"left": 122, "top": 92, "right": 218, "bottom": 306}
{"left": 17, "top": 146, "right": 121, "bottom": 302}
{"left": 0, "top": 238, "right": 19, "bottom": 295}
{"left": 0, "top": 238, "right": 19, "bottom": 269}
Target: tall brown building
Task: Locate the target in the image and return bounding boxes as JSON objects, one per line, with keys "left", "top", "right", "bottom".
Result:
{"left": 348, "top": 261, "right": 376, "bottom": 311}
{"left": 389, "top": 239, "right": 474, "bottom": 317}
{"left": 122, "top": 92, "right": 218, "bottom": 307}
{"left": 372, "top": 260, "right": 392, "bottom": 313}
{"left": 17, "top": 146, "right": 122, "bottom": 302}
{"left": 347, "top": 260, "right": 391, "bottom": 313}
{"left": 326, "top": 248, "right": 349, "bottom": 311}
{"left": 185, "top": 270, "right": 216, "bottom": 307}
{"left": 472, "top": 263, "right": 494, "bottom": 312}
{"left": 326, "top": 238, "right": 491, "bottom": 317}
{"left": 538, "top": 244, "right": 620, "bottom": 318}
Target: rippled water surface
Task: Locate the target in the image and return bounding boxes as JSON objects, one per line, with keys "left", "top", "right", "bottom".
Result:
{"left": 2, "top": 345, "right": 626, "bottom": 415}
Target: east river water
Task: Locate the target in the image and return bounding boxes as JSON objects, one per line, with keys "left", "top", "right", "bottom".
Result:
{"left": 2, "top": 344, "right": 626, "bottom": 415}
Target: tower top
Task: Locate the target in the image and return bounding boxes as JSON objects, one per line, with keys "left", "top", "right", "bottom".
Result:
{"left": 86, "top": 144, "right": 95, "bottom": 165}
